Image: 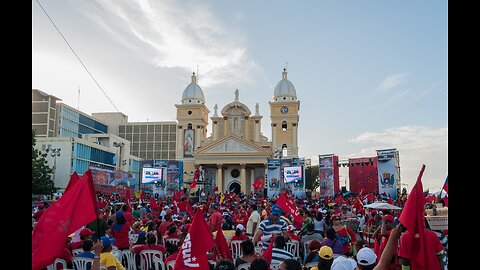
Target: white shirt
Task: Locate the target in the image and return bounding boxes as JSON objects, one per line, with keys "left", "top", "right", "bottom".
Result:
{"left": 246, "top": 210, "right": 261, "bottom": 235}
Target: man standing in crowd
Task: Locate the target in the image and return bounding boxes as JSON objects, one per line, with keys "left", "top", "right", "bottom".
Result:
{"left": 254, "top": 204, "right": 289, "bottom": 249}
{"left": 246, "top": 204, "right": 261, "bottom": 237}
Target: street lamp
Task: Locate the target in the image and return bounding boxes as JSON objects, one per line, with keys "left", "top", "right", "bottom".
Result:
{"left": 45, "top": 147, "right": 61, "bottom": 186}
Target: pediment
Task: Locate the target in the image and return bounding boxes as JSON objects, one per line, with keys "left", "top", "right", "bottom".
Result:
{"left": 194, "top": 135, "right": 270, "bottom": 156}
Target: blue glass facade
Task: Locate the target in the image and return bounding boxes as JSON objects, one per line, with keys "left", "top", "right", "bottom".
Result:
{"left": 72, "top": 142, "right": 115, "bottom": 174}
{"left": 58, "top": 107, "right": 108, "bottom": 138}
{"left": 130, "top": 159, "right": 141, "bottom": 188}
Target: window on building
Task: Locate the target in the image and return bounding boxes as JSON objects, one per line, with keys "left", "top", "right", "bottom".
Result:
{"left": 282, "top": 144, "right": 288, "bottom": 157}
{"left": 187, "top": 123, "right": 192, "bottom": 129}
{"left": 282, "top": 121, "right": 287, "bottom": 131}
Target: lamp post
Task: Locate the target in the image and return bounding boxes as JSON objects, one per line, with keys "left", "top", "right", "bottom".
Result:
{"left": 46, "top": 147, "right": 61, "bottom": 187}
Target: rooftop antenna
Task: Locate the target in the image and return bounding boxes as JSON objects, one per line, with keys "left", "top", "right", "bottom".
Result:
{"left": 285, "top": 61, "right": 288, "bottom": 70}
{"left": 77, "top": 85, "right": 80, "bottom": 109}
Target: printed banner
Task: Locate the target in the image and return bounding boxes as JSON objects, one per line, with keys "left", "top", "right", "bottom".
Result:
{"left": 267, "top": 159, "right": 281, "bottom": 198}
{"left": 377, "top": 150, "right": 397, "bottom": 199}
{"left": 319, "top": 155, "right": 334, "bottom": 198}
{"left": 89, "top": 166, "right": 115, "bottom": 186}
{"left": 140, "top": 160, "right": 183, "bottom": 198}
{"left": 348, "top": 157, "right": 378, "bottom": 194}
{"left": 183, "top": 129, "right": 195, "bottom": 157}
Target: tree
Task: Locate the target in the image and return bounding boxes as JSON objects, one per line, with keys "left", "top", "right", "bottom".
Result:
{"left": 305, "top": 165, "right": 319, "bottom": 191}
{"left": 32, "top": 129, "right": 55, "bottom": 194}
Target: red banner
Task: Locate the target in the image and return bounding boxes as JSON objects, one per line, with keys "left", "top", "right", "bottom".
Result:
{"left": 348, "top": 157, "right": 378, "bottom": 194}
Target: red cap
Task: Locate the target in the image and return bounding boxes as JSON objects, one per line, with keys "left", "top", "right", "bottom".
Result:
{"left": 154, "top": 218, "right": 159, "bottom": 223}
{"left": 141, "top": 218, "right": 149, "bottom": 224}
{"left": 79, "top": 228, "right": 95, "bottom": 237}
{"left": 384, "top": 214, "right": 394, "bottom": 223}
{"left": 371, "top": 210, "right": 378, "bottom": 215}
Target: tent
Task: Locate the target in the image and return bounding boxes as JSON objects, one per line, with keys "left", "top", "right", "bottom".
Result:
{"left": 363, "top": 202, "right": 402, "bottom": 210}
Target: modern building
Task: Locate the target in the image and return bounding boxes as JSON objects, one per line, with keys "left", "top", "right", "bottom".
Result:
{"left": 32, "top": 89, "right": 142, "bottom": 189}
{"left": 32, "top": 89, "right": 61, "bottom": 137}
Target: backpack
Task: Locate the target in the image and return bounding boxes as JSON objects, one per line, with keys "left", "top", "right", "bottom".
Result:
{"left": 336, "top": 225, "right": 351, "bottom": 246}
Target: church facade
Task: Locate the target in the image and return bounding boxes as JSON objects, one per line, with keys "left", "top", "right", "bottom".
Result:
{"left": 175, "top": 69, "right": 300, "bottom": 194}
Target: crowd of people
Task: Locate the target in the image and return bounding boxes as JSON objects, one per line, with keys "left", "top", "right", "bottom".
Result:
{"left": 32, "top": 188, "right": 448, "bottom": 270}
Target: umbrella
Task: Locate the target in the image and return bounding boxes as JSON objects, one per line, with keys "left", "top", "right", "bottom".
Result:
{"left": 363, "top": 202, "right": 402, "bottom": 210}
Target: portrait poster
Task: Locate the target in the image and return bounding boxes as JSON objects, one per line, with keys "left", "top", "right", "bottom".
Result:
{"left": 183, "top": 129, "right": 195, "bottom": 157}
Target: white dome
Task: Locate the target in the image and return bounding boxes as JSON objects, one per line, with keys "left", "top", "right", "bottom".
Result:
{"left": 273, "top": 69, "right": 297, "bottom": 101}
{"left": 181, "top": 73, "right": 205, "bottom": 104}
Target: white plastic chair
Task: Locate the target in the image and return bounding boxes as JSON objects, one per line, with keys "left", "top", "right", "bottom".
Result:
{"left": 72, "top": 248, "right": 84, "bottom": 256}
{"left": 121, "top": 249, "right": 137, "bottom": 270}
{"left": 152, "top": 256, "right": 166, "bottom": 270}
{"left": 140, "top": 250, "right": 164, "bottom": 270}
{"left": 304, "top": 262, "right": 317, "bottom": 270}
{"left": 166, "top": 260, "right": 175, "bottom": 270}
{"left": 302, "top": 240, "right": 311, "bottom": 257}
{"left": 100, "top": 264, "right": 108, "bottom": 270}
{"left": 72, "top": 257, "right": 94, "bottom": 270}
{"left": 237, "top": 263, "right": 251, "bottom": 270}
{"left": 230, "top": 240, "right": 243, "bottom": 260}
{"left": 285, "top": 240, "right": 299, "bottom": 261}
{"left": 162, "top": 235, "right": 169, "bottom": 245}
{"left": 165, "top": 238, "right": 181, "bottom": 247}
{"left": 46, "top": 258, "right": 67, "bottom": 270}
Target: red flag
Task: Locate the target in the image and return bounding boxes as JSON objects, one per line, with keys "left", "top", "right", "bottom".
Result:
{"left": 125, "top": 189, "right": 131, "bottom": 212}
{"left": 149, "top": 196, "right": 160, "bottom": 210}
{"left": 335, "top": 192, "right": 343, "bottom": 204}
{"left": 399, "top": 164, "right": 426, "bottom": 269}
{"left": 276, "top": 194, "right": 303, "bottom": 225}
{"left": 253, "top": 177, "right": 264, "bottom": 191}
{"left": 190, "top": 177, "right": 197, "bottom": 189}
{"left": 262, "top": 234, "right": 275, "bottom": 264}
{"left": 140, "top": 189, "right": 146, "bottom": 199}
{"left": 63, "top": 172, "right": 80, "bottom": 193}
{"left": 213, "top": 227, "right": 233, "bottom": 260}
{"left": 185, "top": 201, "right": 194, "bottom": 216}
{"left": 32, "top": 170, "right": 97, "bottom": 270}
{"left": 174, "top": 208, "right": 214, "bottom": 270}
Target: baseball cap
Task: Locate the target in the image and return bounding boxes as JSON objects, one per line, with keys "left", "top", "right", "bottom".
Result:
{"left": 116, "top": 211, "right": 124, "bottom": 219}
{"left": 384, "top": 214, "right": 394, "bottom": 223}
{"left": 236, "top": 224, "right": 245, "bottom": 230}
{"left": 100, "top": 236, "right": 116, "bottom": 248}
{"left": 331, "top": 256, "right": 357, "bottom": 270}
{"left": 271, "top": 205, "right": 281, "bottom": 215}
{"left": 371, "top": 210, "right": 378, "bottom": 215}
{"left": 138, "top": 231, "right": 147, "bottom": 238}
{"left": 79, "top": 228, "right": 95, "bottom": 237}
{"left": 318, "top": 246, "right": 333, "bottom": 260}
{"left": 356, "top": 247, "right": 377, "bottom": 266}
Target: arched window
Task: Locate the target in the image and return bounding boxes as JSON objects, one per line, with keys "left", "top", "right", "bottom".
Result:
{"left": 187, "top": 123, "right": 192, "bottom": 129}
{"left": 282, "top": 121, "right": 287, "bottom": 131}
{"left": 282, "top": 144, "right": 288, "bottom": 157}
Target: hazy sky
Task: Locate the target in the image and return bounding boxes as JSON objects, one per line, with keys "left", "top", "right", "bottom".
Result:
{"left": 32, "top": 0, "right": 448, "bottom": 192}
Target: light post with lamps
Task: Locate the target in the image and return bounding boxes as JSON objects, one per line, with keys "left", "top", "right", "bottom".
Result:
{"left": 45, "top": 147, "right": 61, "bottom": 187}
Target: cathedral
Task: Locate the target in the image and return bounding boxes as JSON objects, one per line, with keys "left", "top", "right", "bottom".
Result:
{"left": 175, "top": 69, "right": 300, "bottom": 194}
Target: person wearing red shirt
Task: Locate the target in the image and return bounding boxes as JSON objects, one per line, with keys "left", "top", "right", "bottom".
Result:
{"left": 231, "top": 224, "right": 248, "bottom": 242}
{"left": 208, "top": 205, "right": 223, "bottom": 232}
{"left": 158, "top": 213, "right": 174, "bottom": 236}
{"left": 121, "top": 204, "right": 136, "bottom": 224}
{"left": 71, "top": 228, "right": 96, "bottom": 250}
{"left": 398, "top": 227, "right": 445, "bottom": 270}
{"left": 378, "top": 215, "right": 400, "bottom": 270}
{"left": 234, "top": 210, "right": 248, "bottom": 228}
{"left": 132, "top": 232, "right": 167, "bottom": 255}
{"left": 331, "top": 214, "right": 356, "bottom": 255}
{"left": 110, "top": 211, "right": 131, "bottom": 250}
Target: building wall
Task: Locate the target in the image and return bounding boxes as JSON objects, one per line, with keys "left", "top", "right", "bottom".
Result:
{"left": 32, "top": 89, "right": 60, "bottom": 137}
{"left": 118, "top": 122, "right": 177, "bottom": 160}
{"left": 91, "top": 112, "right": 129, "bottom": 135}
{"left": 57, "top": 104, "right": 108, "bottom": 138}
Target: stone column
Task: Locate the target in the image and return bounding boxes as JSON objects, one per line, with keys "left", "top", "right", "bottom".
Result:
{"left": 293, "top": 123, "right": 298, "bottom": 156}
{"left": 177, "top": 128, "right": 184, "bottom": 158}
{"left": 216, "top": 164, "right": 223, "bottom": 193}
{"left": 250, "top": 168, "right": 255, "bottom": 193}
{"left": 240, "top": 164, "right": 247, "bottom": 193}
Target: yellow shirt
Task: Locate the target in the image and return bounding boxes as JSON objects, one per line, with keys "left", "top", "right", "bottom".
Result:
{"left": 100, "top": 251, "right": 125, "bottom": 270}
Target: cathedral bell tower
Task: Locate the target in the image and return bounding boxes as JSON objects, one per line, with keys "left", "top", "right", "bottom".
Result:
{"left": 175, "top": 73, "right": 209, "bottom": 181}
{"left": 269, "top": 68, "right": 300, "bottom": 157}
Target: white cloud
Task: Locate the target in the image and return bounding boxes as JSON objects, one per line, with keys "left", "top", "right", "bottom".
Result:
{"left": 84, "top": 0, "right": 261, "bottom": 87}
{"left": 379, "top": 73, "right": 407, "bottom": 92}
{"left": 350, "top": 126, "right": 448, "bottom": 191}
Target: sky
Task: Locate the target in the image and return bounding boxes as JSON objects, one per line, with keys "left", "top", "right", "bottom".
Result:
{"left": 32, "top": 0, "right": 448, "bottom": 192}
